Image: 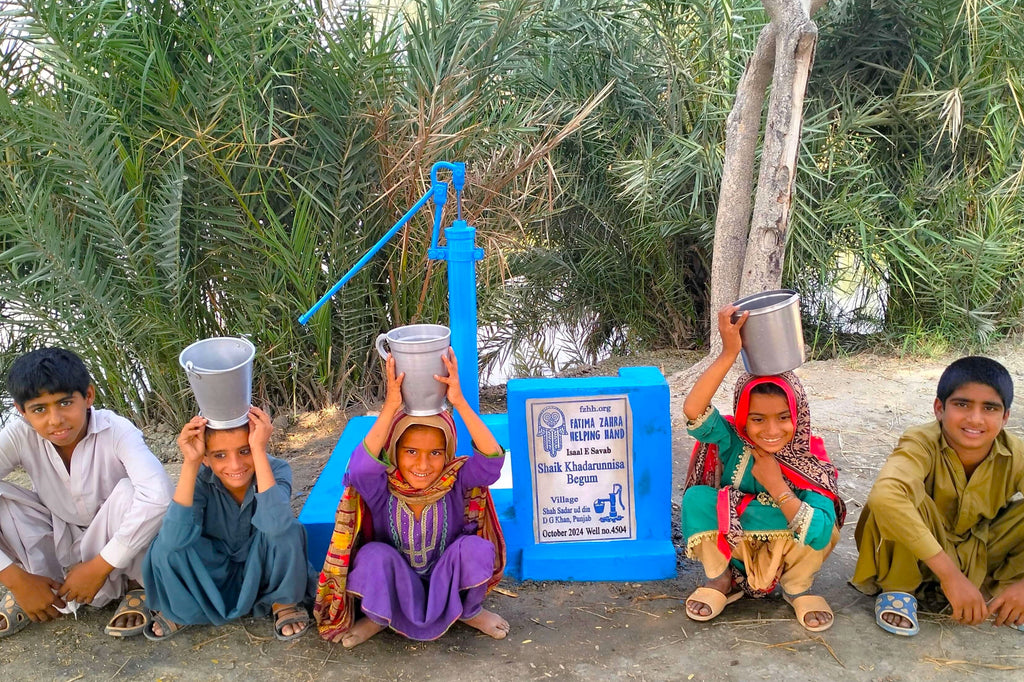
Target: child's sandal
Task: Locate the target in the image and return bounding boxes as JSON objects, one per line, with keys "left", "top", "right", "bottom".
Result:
{"left": 874, "top": 591, "right": 919, "bottom": 636}
{"left": 0, "top": 589, "right": 30, "bottom": 639}
{"left": 143, "top": 611, "right": 190, "bottom": 641}
{"left": 272, "top": 604, "right": 310, "bottom": 642}
{"left": 105, "top": 588, "right": 151, "bottom": 637}
{"left": 784, "top": 592, "right": 834, "bottom": 632}
{"left": 684, "top": 586, "right": 743, "bottom": 622}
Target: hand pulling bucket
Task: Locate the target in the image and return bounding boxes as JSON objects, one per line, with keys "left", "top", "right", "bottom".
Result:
{"left": 376, "top": 324, "right": 451, "bottom": 416}
{"left": 732, "top": 289, "right": 804, "bottom": 376}
{"left": 179, "top": 337, "right": 256, "bottom": 429}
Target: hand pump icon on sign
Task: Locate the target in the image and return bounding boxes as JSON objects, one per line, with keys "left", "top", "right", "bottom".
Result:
{"left": 593, "top": 483, "right": 625, "bottom": 523}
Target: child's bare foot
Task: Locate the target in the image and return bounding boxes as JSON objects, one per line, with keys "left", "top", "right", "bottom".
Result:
{"left": 803, "top": 609, "right": 833, "bottom": 628}
{"left": 461, "top": 609, "right": 509, "bottom": 639}
{"left": 341, "top": 617, "right": 386, "bottom": 648}
{"left": 110, "top": 612, "right": 146, "bottom": 630}
{"left": 685, "top": 571, "right": 735, "bottom": 619}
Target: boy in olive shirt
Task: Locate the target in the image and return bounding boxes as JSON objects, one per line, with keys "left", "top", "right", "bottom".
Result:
{"left": 852, "top": 356, "right": 1024, "bottom": 636}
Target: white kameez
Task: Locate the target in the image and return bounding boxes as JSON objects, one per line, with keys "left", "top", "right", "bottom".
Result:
{"left": 0, "top": 408, "right": 172, "bottom": 608}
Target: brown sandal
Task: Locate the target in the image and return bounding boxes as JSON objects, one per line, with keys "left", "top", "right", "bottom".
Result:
{"left": 105, "top": 588, "right": 151, "bottom": 637}
{"left": 272, "top": 604, "right": 309, "bottom": 641}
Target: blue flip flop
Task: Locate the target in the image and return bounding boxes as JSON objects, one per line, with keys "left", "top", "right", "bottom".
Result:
{"left": 875, "top": 591, "right": 920, "bottom": 636}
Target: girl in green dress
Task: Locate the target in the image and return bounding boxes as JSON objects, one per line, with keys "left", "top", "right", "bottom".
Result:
{"left": 680, "top": 305, "right": 846, "bottom": 631}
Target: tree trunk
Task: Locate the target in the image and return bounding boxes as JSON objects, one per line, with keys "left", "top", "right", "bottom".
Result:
{"left": 739, "top": 0, "right": 821, "bottom": 297}
{"left": 706, "top": 22, "right": 778, "bottom": 357}
{"left": 674, "top": 0, "right": 823, "bottom": 386}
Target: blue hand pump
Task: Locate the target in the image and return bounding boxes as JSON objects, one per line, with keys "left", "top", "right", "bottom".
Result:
{"left": 298, "top": 162, "right": 484, "bottom": 453}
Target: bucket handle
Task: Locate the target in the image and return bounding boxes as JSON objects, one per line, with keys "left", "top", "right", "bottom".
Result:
{"left": 184, "top": 360, "right": 202, "bottom": 380}
{"left": 375, "top": 333, "right": 389, "bottom": 360}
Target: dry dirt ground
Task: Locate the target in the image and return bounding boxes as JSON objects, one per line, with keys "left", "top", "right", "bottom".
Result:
{"left": 4, "top": 343, "right": 1024, "bottom": 681}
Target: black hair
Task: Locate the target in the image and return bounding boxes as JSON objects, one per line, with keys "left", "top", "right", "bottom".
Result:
{"left": 937, "top": 356, "right": 1014, "bottom": 410}
{"left": 7, "top": 347, "right": 91, "bottom": 408}
{"left": 749, "top": 382, "right": 788, "bottom": 400}
{"left": 203, "top": 423, "right": 249, "bottom": 443}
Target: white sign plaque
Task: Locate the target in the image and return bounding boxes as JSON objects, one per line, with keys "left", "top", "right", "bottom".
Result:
{"left": 526, "top": 395, "right": 636, "bottom": 543}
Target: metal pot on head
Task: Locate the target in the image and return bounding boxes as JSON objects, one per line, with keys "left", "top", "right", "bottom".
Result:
{"left": 179, "top": 337, "right": 256, "bottom": 429}
{"left": 732, "top": 289, "right": 804, "bottom": 376}
{"left": 375, "top": 324, "right": 451, "bottom": 416}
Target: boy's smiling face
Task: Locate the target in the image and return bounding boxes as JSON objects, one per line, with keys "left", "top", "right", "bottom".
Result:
{"left": 18, "top": 386, "right": 95, "bottom": 458}
{"left": 934, "top": 381, "right": 1009, "bottom": 463}
{"left": 204, "top": 427, "right": 255, "bottom": 502}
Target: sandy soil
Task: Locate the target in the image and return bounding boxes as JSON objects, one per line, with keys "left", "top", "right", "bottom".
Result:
{"left": 4, "top": 344, "right": 1024, "bottom": 681}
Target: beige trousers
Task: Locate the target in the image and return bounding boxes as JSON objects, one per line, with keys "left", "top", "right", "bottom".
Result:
{"left": 852, "top": 495, "right": 1024, "bottom": 596}
{"left": 691, "top": 526, "right": 840, "bottom": 595}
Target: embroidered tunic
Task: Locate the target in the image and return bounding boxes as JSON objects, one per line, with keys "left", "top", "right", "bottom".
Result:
{"left": 683, "top": 407, "right": 837, "bottom": 553}
{"left": 386, "top": 495, "right": 451, "bottom": 576}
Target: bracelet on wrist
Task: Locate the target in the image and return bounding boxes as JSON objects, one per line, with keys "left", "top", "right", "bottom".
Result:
{"left": 775, "top": 491, "right": 796, "bottom": 506}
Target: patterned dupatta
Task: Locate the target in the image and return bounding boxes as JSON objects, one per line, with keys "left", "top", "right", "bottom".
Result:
{"left": 313, "top": 410, "right": 507, "bottom": 642}
{"left": 683, "top": 372, "right": 846, "bottom": 595}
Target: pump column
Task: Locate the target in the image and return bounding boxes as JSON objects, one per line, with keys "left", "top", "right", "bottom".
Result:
{"left": 443, "top": 219, "right": 484, "bottom": 456}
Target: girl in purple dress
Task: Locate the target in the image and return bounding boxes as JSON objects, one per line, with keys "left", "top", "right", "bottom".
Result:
{"left": 314, "top": 349, "right": 508, "bottom": 648}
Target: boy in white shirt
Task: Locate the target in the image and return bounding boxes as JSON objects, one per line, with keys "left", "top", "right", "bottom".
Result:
{"left": 0, "top": 347, "right": 172, "bottom": 638}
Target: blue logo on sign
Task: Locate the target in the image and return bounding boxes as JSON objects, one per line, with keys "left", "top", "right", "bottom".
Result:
{"left": 537, "top": 406, "right": 567, "bottom": 458}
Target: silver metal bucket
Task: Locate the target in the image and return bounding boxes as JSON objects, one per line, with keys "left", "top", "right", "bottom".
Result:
{"left": 375, "top": 324, "right": 451, "bottom": 416}
{"left": 179, "top": 337, "right": 256, "bottom": 429}
{"left": 732, "top": 289, "right": 804, "bottom": 376}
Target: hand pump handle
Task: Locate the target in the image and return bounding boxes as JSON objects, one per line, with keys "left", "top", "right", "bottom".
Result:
{"left": 297, "top": 162, "right": 466, "bottom": 325}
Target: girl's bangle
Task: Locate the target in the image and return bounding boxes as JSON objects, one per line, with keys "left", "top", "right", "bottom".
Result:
{"left": 775, "top": 491, "right": 796, "bottom": 506}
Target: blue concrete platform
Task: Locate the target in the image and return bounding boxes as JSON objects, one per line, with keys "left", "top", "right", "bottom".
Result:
{"left": 506, "top": 366, "right": 676, "bottom": 581}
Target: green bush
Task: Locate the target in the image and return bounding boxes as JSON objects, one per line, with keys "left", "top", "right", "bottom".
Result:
{"left": 1, "top": 0, "right": 1021, "bottom": 424}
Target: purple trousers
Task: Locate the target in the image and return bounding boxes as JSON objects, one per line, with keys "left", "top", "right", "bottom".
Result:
{"left": 346, "top": 534, "right": 495, "bottom": 640}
